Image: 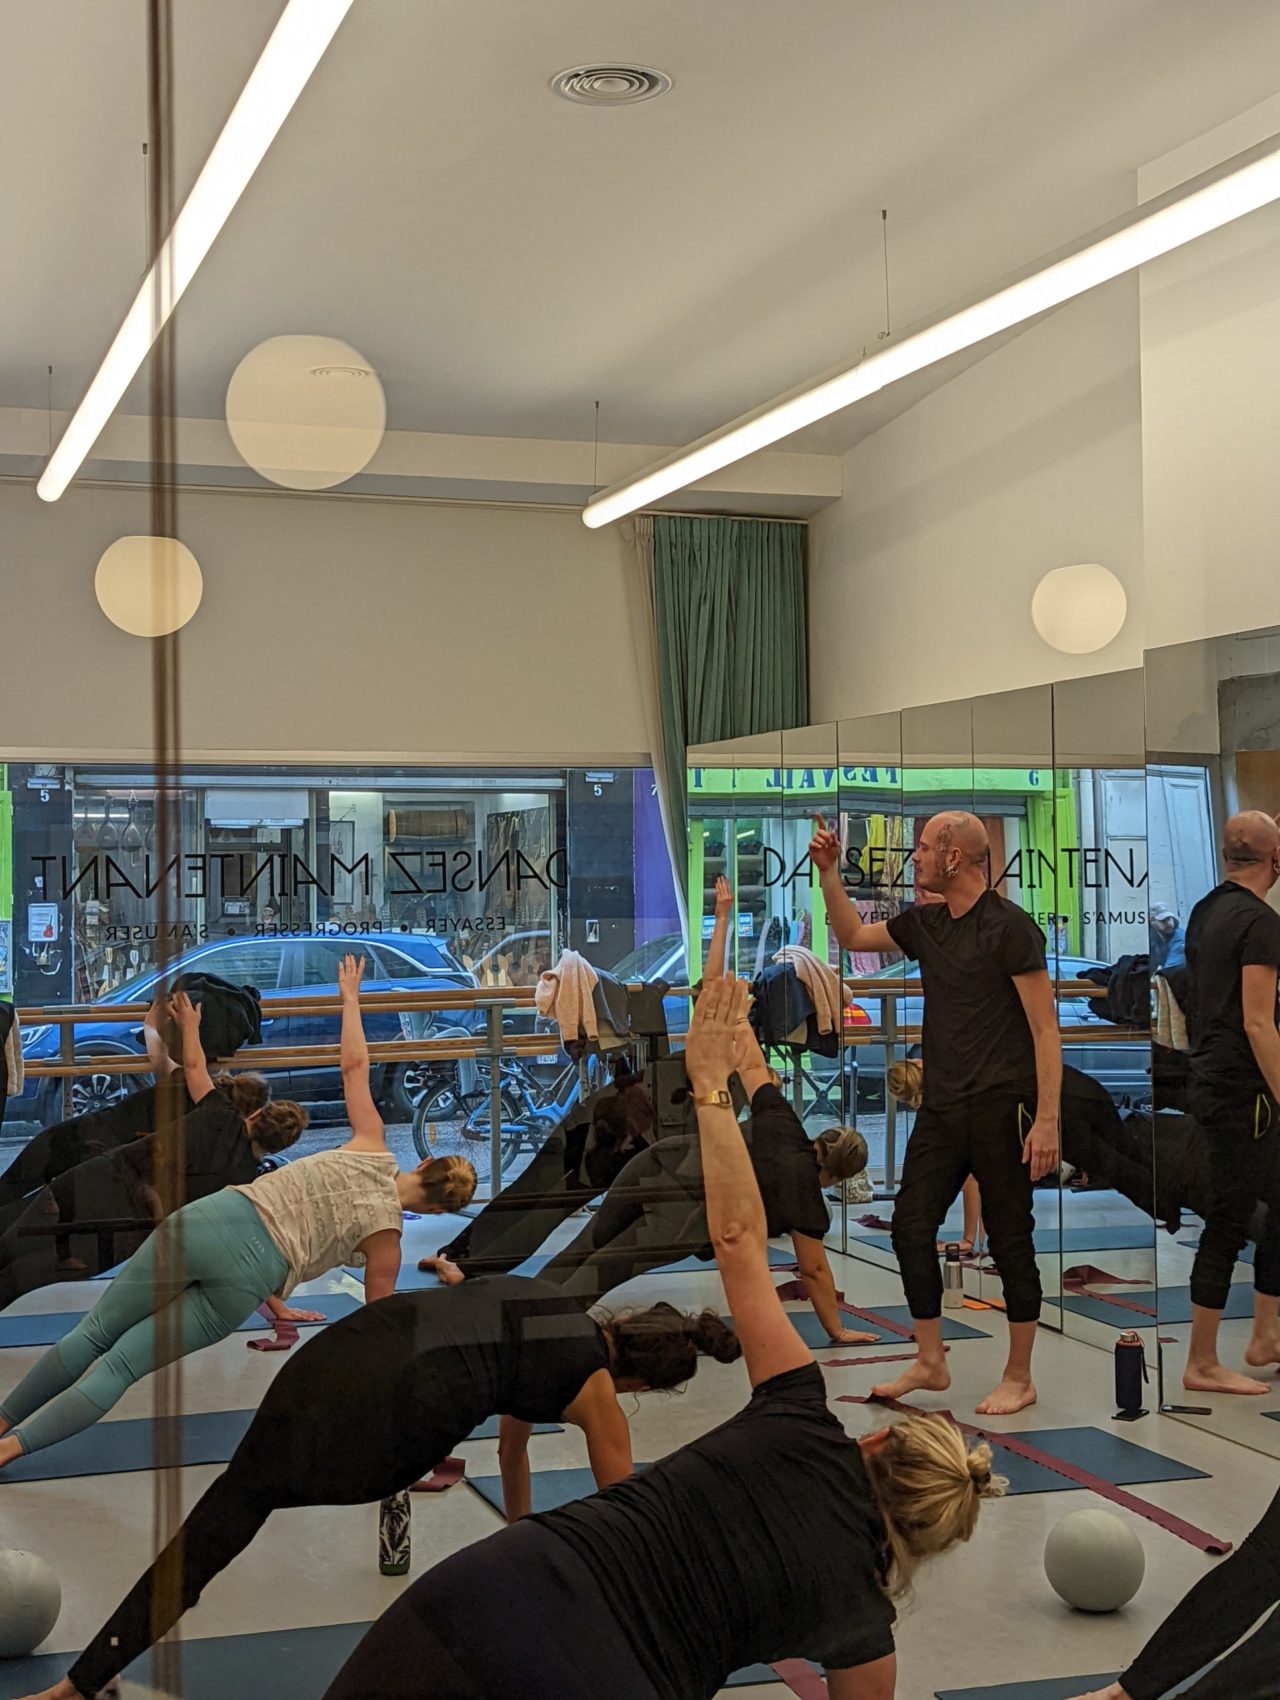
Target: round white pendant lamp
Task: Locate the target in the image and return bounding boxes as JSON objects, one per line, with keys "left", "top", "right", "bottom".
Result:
{"left": 94, "top": 536, "right": 204, "bottom": 637}
{"left": 226, "top": 334, "right": 386, "bottom": 489}
{"left": 1031, "top": 562, "right": 1127, "bottom": 654}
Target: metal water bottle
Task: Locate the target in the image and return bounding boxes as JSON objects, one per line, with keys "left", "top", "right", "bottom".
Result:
{"left": 1114, "top": 1330, "right": 1148, "bottom": 1420}
{"left": 942, "top": 1243, "right": 964, "bottom": 1309}
{"left": 378, "top": 1491, "right": 412, "bottom": 1576}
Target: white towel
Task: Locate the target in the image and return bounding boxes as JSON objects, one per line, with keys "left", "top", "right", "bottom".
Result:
{"left": 535, "top": 951, "right": 600, "bottom": 1044}
{"left": 772, "top": 945, "right": 843, "bottom": 1037}
{"left": 3, "top": 1008, "right": 24, "bottom": 1096}
{"left": 1153, "top": 974, "right": 1189, "bottom": 1052}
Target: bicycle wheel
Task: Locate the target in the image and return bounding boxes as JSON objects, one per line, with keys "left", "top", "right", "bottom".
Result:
{"left": 412, "top": 1080, "right": 524, "bottom": 1184}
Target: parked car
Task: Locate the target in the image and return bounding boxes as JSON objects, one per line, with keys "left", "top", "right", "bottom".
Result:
{"left": 844, "top": 952, "right": 1150, "bottom": 1105}
{"left": 12, "top": 931, "right": 479, "bottom": 1129}
{"left": 606, "top": 937, "right": 1148, "bottom": 1107}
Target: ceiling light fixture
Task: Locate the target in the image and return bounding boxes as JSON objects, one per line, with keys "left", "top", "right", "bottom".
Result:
{"left": 551, "top": 65, "right": 671, "bottom": 105}
{"left": 37, "top": 0, "right": 353, "bottom": 504}
{"left": 582, "top": 128, "right": 1280, "bottom": 529}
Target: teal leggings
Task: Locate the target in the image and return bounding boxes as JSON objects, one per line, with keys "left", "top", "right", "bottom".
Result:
{"left": 0, "top": 1190, "right": 287, "bottom": 1457}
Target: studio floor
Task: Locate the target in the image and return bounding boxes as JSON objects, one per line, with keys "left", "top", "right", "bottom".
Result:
{"left": 1, "top": 1212, "right": 1275, "bottom": 1700}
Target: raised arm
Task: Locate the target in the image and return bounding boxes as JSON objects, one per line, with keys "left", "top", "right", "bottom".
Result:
{"left": 1013, "top": 970, "right": 1062, "bottom": 1182}
{"left": 142, "top": 995, "right": 180, "bottom": 1080}
{"left": 169, "top": 992, "right": 215, "bottom": 1103}
{"left": 810, "top": 816, "right": 896, "bottom": 956}
{"left": 685, "top": 976, "right": 811, "bottom": 1388}
{"left": 337, "top": 954, "right": 387, "bottom": 1150}
{"left": 704, "top": 875, "right": 735, "bottom": 981}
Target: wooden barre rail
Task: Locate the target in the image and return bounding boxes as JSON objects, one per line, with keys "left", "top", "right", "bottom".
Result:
{"left": 22, "top": 1032, "right": 561, "bottom": 1079}
{"left": 15, "top": 977, "right": 1110, "bottom": 1027}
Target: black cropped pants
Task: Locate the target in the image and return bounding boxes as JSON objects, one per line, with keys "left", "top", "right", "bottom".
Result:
{"left": 1189, "top": 1090, "right": 1280, "bottom": 1311}
{"left": 892, "top": 1089, "right": 1042, "bottom": 1325}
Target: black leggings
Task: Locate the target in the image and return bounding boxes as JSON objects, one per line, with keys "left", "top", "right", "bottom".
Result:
{"left": 892, "top": 1091, "right": 1042, "bottom": 1324}
{"left": 539, "top": 1135, "right": 707, "bottom": 1302}
{"left": 322, "top": 1521, "right": 661, "bottom": 1700}
{"left": 68, "top": 1341, "right": 463, "bottom": 1697}
{"left": 1123, "top": 1483, "right": 1280, "bottom": 1700}
{"left": 1189, "top": 1094, "right": 1280, "bottom": 1310}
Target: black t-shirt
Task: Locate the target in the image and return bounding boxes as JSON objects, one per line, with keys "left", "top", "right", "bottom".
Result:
{"left": 537, "top": 1363, "right": 895, "bottom": 1697}
{"left": 52, "top": 1090, "right": 257, "bottom": 1223}
{"left": 745, "top": 1085, "right": 831, "bottom": 1241}
{"left": 1186, "top": 881, "right": 1280, "bottom": 1109}
{"left": 887, "top": 894, "right": 1047, "bottom": 1107}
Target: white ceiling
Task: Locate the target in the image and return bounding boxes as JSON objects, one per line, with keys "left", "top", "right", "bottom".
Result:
{"left": 5, "top": 0, "right": 1280, "bottom": 487}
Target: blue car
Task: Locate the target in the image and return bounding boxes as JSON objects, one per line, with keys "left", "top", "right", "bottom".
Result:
{"left": 12, "top": 931, "right": 479, "bottom": 1129}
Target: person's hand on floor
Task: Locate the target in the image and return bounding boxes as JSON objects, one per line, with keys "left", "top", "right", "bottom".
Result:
{"left": 827, "top": 1326, "right": 881, "bottom": 1345}
{"left": 418, "top": 1255, "right": 465, "bottom": 1285}
{"left": 275, "top": 1305, "right": 325, "bottom": 1323}
{"left": 1066, "top": 1688, "right": 1130, "bottom": 1700}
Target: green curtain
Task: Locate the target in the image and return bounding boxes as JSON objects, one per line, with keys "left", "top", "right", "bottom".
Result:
{"left": 653, "top": 515, "right": 807, "bottom": 912}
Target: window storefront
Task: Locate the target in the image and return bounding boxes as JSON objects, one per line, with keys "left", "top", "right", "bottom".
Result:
{"left": 0, "top": 762, "right": 679, "bottom": 1007}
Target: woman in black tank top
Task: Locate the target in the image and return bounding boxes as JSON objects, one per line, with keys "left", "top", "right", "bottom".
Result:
{"left": 24, "top": 1277, "right": 739, "bottom": 1700}
{"left": 318, "top": 979, "right": 1006, "bottom": 1700}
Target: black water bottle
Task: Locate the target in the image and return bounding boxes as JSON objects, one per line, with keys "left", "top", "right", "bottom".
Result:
{"left": 1114, "top": 1330, "right": 1148, "bottom": 1421}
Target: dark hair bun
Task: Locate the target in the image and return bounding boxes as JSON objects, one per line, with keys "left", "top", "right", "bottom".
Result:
{"left": 687, "top": 1310, "right": 743, "bottom": 1364}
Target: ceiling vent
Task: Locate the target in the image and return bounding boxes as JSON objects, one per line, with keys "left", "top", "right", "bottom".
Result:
{"left": 551, "top": 65, "right": 672, "bottom": 106}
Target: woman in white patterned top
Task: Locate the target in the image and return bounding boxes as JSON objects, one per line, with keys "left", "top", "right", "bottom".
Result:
{"left": 0, "top": 955, "right": 476, "bottom": 1465}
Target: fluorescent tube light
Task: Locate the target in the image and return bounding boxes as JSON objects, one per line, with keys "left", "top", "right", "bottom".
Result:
{"left": 37, "top": 0, "right": 353, "bottom": 503}
{"left": 583, "top": 131, "right": 1280, "bottom": 529}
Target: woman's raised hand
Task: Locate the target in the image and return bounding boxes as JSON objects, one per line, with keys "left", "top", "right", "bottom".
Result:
{"left": 714, "top": 875, "right": 735, "bottom": 918}
{"left": 685, "top": 975, "right": 749, "bottom": 1094}
{"left": 169, "top": 990, "right": 201, "bottom": 1029}
{"left": 338, "top": 953, "right": 366, "bottom": 1002}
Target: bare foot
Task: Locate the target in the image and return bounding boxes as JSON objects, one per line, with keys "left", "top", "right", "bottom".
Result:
{"left": 871, "top": 1359, "right": 951, "bottom": 1401}
{"left": 0, "top": 1434, "right": 26, "bottom": 1469}
{"left": 1066, "top": 1687, "right": 1130, "bottom": 1700}
{"left": 1184, "top": 1362, "right": 1269, "bottom": 1395}
{"left": 15, "top": 1681, "right": 90, "bottom": 1700}
{"left": 976, "top": 1377, "right": 1037, "bottom": 1416}
{"left": 56, "top": 1256, "right": 88, "bottom": 1273}
{"left": 1244, "top": 1338, "right": 1280, "bottom": 1370}
{"left": 936, "top": 1239, "right": 975, "bottom": 1257}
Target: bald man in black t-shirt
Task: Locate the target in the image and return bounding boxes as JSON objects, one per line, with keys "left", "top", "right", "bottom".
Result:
{"left": 813, "top": 812, "right": 1062, "bottom": 1416}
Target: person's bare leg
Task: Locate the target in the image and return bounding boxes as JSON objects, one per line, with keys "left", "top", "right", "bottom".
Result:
{"left": 872, "top": 1315, "right": 950, "bottom": 1400}
{"left": 976, "top": 1319, "right": 1038, "bottom": 1416}
{"left": 1185, "top": 1302, "right": 1268, "bottom": 1393}
{"left": 1244, "top": 1293, "right": 1280, "bottom": 1368}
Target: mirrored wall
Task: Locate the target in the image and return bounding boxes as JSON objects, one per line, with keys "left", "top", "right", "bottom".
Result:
{"left": 687, "top": 669, "right": 1155, "bottom": 1356}
{"left": 1147, "top": 624, "right": 1280, "bottom": 1456}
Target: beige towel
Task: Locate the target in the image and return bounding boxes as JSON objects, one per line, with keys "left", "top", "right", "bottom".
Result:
{"left": 1153, "top": 974, "right": 1189, "bottom": 1052}
{"left": 535, "top": 951, "right": 600, "bottom": 1045}
{"left": 772, "top": 945, "right": 843, "bottom": 1037}
{"left": 3, "top": 1009, "right": 23, "bottom": 1097}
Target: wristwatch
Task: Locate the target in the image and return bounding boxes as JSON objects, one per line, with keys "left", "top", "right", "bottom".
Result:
{"left": 691, "top": 1088, "right": 734, "bottom": 1110}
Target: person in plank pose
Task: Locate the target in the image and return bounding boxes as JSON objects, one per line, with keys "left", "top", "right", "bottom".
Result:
{"left": 316, "top": 976, "right": 1004, "bottom": 1700}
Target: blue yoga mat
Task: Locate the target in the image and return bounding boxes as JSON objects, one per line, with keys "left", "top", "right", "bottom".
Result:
{"left": 469, "top": 1463, "right": 637, "bottom": 1517}
{"left": 0, "top": 1405, "right": 560, "bottom": 1485}
{"left": 983, "top": 1426, "right": 1208, "bottom": 1496}
{"left": 741, "top": 1306, "right": 987, "bottom": 1349}
{"left": 856, "top": 1225, "right": 1155, "bottom": 1255}
{"left": 1061, "top": 1285, "right": 1252, "bottom": 1327}
{"left": 0, "top": 1624, "right": 790, "bottom": 1699}
{"left": 937, "top": 1669, "right": 1208, "bottom": 1699}
{"left": 0, "top": 1291, "right": 361, "bottom": 1352}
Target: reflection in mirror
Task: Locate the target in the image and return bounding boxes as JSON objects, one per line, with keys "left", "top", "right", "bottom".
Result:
{"left": 1049, "top": 671, "right": 1156, "bottom": 1358}
{"left": 1147, "top": 628, "right": 1280, "bottom": 1455}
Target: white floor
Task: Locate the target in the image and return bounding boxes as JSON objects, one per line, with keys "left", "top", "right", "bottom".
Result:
{"left": 1, "top": 1219, "right": 1277, "bottom": 1700}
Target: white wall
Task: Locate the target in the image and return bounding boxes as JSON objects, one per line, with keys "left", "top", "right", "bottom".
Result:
{"left": 0, "top": 482, "right": 647, "bottom": 764}
{"left": 1140, "top": 95, "right": 1280, "bottom": 650}
{"left": 807, "top": 279, "right": 1145, "bottom": 721}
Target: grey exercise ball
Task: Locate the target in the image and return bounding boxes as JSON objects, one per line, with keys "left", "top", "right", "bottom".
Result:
{"left": 0, "top": 1548, "right": 62, "bottom": 1656}
{"left": 1044, "top": 1509, "right": 1145, "bottom": 1613}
